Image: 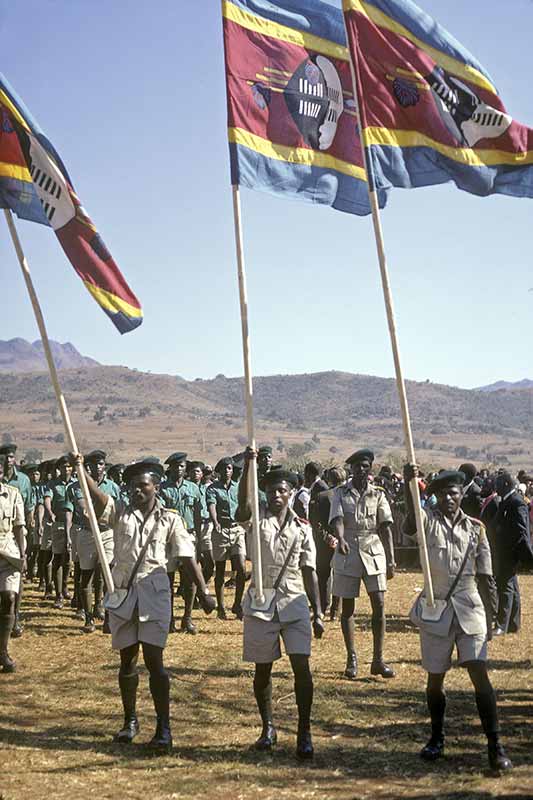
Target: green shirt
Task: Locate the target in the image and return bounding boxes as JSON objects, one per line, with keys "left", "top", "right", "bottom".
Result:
{"left": 7, "top": 467, "right": 32, "bottom": 514}
{"left": 206, "top": 479, "right": 240, "bottom": 525}
{"left": 44, "top": 478, "right": 75, "bottom": 517}
{"left": 160, "top": 478, "right": 201, "bottom": 531}
{"left": 67, "top": 476, "right": 121, "bottom": 525}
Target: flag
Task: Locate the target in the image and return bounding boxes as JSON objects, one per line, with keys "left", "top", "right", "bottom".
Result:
{"left": 343, "top": 0, "right": 533, "bottom": 199}
{"left": 0, "top": 74, "right": 143, "bottom": 334}
{"left": 222, "top": 0, "right": 388, "bottom": 215}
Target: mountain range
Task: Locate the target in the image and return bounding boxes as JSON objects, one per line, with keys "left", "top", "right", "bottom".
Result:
{"left": 0, "top": 338, "right": 100, "bottom": 373}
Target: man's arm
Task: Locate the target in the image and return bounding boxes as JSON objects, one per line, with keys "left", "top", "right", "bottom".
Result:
{"left": 236, "top": 447, "right": 254, "bottom": 523}
{"left": 69, "top": 455, "right": 109, "bottom": 518}
{"left": 378, "top": 522, "right": 395, "bottom": 579}
{"left": 302, "top": 566, "right": 324, "bottom": 639}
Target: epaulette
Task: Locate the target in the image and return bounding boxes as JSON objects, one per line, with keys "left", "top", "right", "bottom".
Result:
{"left": 295, "top": 516, "right": 310, "bottom": 528}
{"left": 373, "top": 485, "right": 386, "bottom": 492}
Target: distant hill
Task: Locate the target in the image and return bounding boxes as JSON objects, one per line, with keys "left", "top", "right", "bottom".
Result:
{"left": 0, "top": 339, "right": 100, "bottom": 373}
{"left": 0, "top": 366, "right": 531, "bottom": 471}
{"left": 476, "top": 379, "right": 533, "bottom": 392}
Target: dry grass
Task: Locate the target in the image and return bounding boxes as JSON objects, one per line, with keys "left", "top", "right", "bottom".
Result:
{"left": 1, "top": 573, "right": 532, "bottom": 800}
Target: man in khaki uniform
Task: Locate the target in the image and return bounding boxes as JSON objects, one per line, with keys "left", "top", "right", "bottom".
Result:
{"left": 77, "top": 455, "right": 216, "bottom": 753}
{"left": 0, "top": 455, "right": 26, "bottom": 673}
{"left": 238, "top": 451, "right": 324, "bottom": 760}
{"left": 329, "top": 449, "right": 396, "bottom": 679}
{"left": 404, "top": 467, "right": 512, "bottom": 773}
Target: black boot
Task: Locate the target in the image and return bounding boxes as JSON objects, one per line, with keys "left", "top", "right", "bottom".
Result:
{"left": 180, "top": 616, "right": 197, "bottom": 635}
{"left": 254, "top": 677, "right": 277, "bottom": 750}
{"left": 487, "top": 735, "right": 513, "bottom": 772}
{"left": 344, "top": 651, "right": 358, "bottom": 679}
{"left": 82, "top": 612, "right": 96, "bottom": 634}
{"left": 149, "top": 672, "right": 172, "bottom": 753}
{"left": 421, "top": 684, "right": 445, "bottom": 761}
{"left": 295, "top": 669, "right": 314, "bottom": 760}
{"left": 114, "top": 672, "right": 140, "bottom": 743}
{"left": 420, "top": 732, "right": 445, "bottom": 761}
{"left": 341, "top": 615, "right": 358, "bottom": 679}
{"left": 0, "top": 614, "right": 16, "bottom": 673}
{"left": 370, "top": 605, "right": 394, "bottom": 678}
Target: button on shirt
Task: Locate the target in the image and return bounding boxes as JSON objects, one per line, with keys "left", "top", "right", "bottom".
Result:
{"left": 206, "top": 480, "right": 240, "bottom": 526}
{"left": 160, "top": 478, "right": 201, "bottom": 531}
{"left": 243, "top": 508, "right": 316, "bottom": 622}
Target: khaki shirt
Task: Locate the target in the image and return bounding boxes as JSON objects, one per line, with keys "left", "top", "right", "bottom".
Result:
{"left": 414, "top": 508, "right": 492, "bottom": 636}
{"left": 0, "top": 482, "right": 25, "bottom": 568}
{"left": 109, "top": 499, "right": 195, "bottom": 591}
{"left": 243, "top": 508, "right": 316, "bottom": 622}
{"left": 329, "top": 481, "right": 393, "bottom": 576}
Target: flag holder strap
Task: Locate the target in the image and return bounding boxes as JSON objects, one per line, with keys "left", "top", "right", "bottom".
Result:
{"left": 342, "top": 25, "right": 435, "bottom": 606}
{"left": 4, "top": 208, "right": 115, "bottom": 595}
{"left": 231, "top": 185, "right": 264, "bottom": 605}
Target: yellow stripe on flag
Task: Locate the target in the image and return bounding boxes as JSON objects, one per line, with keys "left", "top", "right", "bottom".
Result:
{"left": 84, "top": 282, "right": 143, "bottom": 318}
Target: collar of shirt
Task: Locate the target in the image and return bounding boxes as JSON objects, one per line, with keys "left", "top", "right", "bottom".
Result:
{"left": 264, "top": 506, "right": 297, "bottom": 532}
{"left": 343, "top": 479, "right": 370, "bottom": 498}
{"left": 128, "top": 499, "right": 164, "bottom": 523}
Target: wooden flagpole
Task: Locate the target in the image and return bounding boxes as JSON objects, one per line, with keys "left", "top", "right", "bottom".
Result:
{"left": 231, "top": 185, "right": 264, "bottom": 604}
{"left": 342, "top": 22, "right": 435, "bottom": 605}
{"left": 4, "top": 208, "right": 115, "bottom": 594}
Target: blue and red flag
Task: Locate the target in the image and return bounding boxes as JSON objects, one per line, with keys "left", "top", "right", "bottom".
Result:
{"left": 343, "top": 0, "right": 533, "bottom": 199}
{"left": 222, "top": 0, "right": 387, "bottom": 215}
{"left": 0, "top": 74, "right": 143, "bottom": 334}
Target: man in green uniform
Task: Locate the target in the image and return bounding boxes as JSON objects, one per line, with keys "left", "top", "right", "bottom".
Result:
{"left": 404, "top": 466, "right": 512, "bottom": 772}
{"left": 330, "top": 449, "right": 396, "bottom": 679}
{"left": 161, "top": 452, "right": 202, "bottom": 634}
{"left": 44, "top": 455, "right": 74, "bottom": 608}
{"left": 188, "top": 460, "right": 215, "bottom": 583}
{"left": 24, "top": 464, "right": 45, "bottom": 581}
{"left": 206, "top": 457, "right": 246, "bottom": 619}
{"left": 0, "top": 455, "right": 26, "bottom": 672}
{"left": 37, "top": 460, "right": 55, "bottom": 597}
{"left": 237, "top": 451, "right": 324, "bottom": 759}
{"left": 68, "top": 450, "right": 120, "bottom": 631}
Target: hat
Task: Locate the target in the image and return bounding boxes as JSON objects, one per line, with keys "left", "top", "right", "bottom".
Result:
{"left": 0, "top": 443, "right": 17, "bottom": 455}
{"left": 85, "top": 449, "right": 107, "bottom": 463}
{"left": 188, "top": 460, "right": 205, "bottom": 471}
{"left": 346, "top": 449, "right": 374, "bottom": 465}
{"left": 215, "top": 456, "right": 233, "bottom": 474}
{"left": 55, "top": 455, "right": 70, "bottom": 468}
{"left": 165, "top": 451, "right": 188, "bottom": 465}
{"left": 123, "top": 458, "right": 165, "bottom": 485}
{"left": 260, "top": 466, "right": 298, "bottom": 491}
{"left": 23, "top": 463, "right": 40, "bottom": 474}
{"left": 258, "top": 446, "right": 273, "bottom": 457}
{"left": 231, "top": 452, "right": 246, "bottom": 470}
{"left": 427, "top": 470, "right": 465, "bottom": 495}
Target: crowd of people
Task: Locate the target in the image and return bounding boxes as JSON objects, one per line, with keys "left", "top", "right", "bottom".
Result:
{"left": 0, "top": 440, "right": 531, "bottom": 772}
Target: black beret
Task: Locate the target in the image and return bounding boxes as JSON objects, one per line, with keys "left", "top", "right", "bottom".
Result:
{"left": 23, "top": 463, "right": 40, "bottom": 473}
{"left": 123, "top": 458, "right": 165, "bottom": 485}
{"left": 258, "top": 446, "right": 273, "bottom": 456}
{"left": 215, "top": 456, "right": 234, "bottom": 474}
{"left": 165, "top": 451, "right": 188, "bottom": 465}
{"left": 427, "top": 470, "right": 465, "bottom": 495}
{"left": 55, "top": 455, "right": 70, "bottom": 468}
{"left": 85, "top": 449, "right": 107, "bottom": 463}
{"left": 346, "top": 449, "right": 374, "bottom": 465}
{"left": 260, "top": 466, "right": 298, "bottom": 491}
{"left": 0, "top": 443, "right": 17, "bottom": 455}
{"left": 231, "top": 452, "right": 246, "bottom": 469}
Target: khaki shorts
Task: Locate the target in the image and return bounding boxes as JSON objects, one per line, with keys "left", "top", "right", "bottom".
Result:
{"left": 420, "top": 616, "right": 488, "bottom": 673}
{"left": 51, "top": 522, "right": 69, "bottom": 555}
{"left": 200, "top": 520, "right": 213, "bottom": 553}
{"left": 0, "top": 557, "right": 21, "bottom": 593}
{"left": 243, "top": 611, "right": 312, "bottom": 663}
{"left": 110, "top": 604, "right": 170, "bottom": 651}
{"left": 333, "top": 570, "right": 387, "bottom": 598}
{"left": 40, "top": 522, "right": 53, "bottom": 552}
{"left": 77, "top": 527, "right": 114, "bottom": 571}
{"left": 212, "top": 525, "right": 246, "bottom": 563}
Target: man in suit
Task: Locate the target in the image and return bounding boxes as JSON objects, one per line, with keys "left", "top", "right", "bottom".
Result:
{"left": 492, "top": 472, "right": 533, "bottom": 636}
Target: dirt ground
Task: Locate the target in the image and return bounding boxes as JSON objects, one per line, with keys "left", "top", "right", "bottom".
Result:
{"left": 1, "top": 572, "right": 532, "bottom": 800}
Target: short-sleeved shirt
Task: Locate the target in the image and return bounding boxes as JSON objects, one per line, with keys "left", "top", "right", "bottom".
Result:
{"left": 329, "top": 480, "right": 393, "bottom": 532}
{"left": 160, "top": 478, "right": 201, "bottom": 531}
{"left": 68, "top": 475, "right": 121, "bottom": 527}
{"left": 44, "top": 479, "right": 74, "bottom": 517}
{"left": 7, "top": 468, "right": 32, "bottom": 514}
{"left": 0, "top": 482, "right": 25, "bottom": 565}
{"left": 243, "top": 507, "right": 316, "bottom": 622}
{"left": 30, "top": 482, "right": 45, "bottom": 512}
{"left": 108, "top": 498, "right": 195, "bottom": 591}
{"left": 409, "top": 507, "right": 492, "bottom": 636}
{"left": 197, "top": 483, "right": 210, "bottom": 521}
{"left": 206, "top": 480, "right": 239, "bottom": 526}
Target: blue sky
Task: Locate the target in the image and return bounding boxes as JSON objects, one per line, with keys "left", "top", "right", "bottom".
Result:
{"left": 1, "top": 0, "right": 532, "bottom": 389}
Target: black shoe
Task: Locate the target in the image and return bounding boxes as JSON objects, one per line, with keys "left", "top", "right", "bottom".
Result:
{"left": 114, "top": 716, "right": 140, "bottom": 744}
{"left": 296, "top": 729, "right": 314, "bottom": 760}
{"left": 370, "top": 660, "right": 395, "bottom": 678}
{"left": 11, "top": 623, "right": 24, "bottom": 639}
{"left": 198, "top": 593, "right": 217, "bottom": 615}
{"left": 53, "top": 596, "right": 64, "bottom": 609}
{"left": 344, "top": 652, "right": 358, "bottom": 680}
{"left": 255, "top": 723, "right": 277, "bottom": 751}
{"left": 0, "top": 653, "right": 16, "bottom": 673}
{"left": 93, "top": 604, "right": 105, "bottom": 621}
{"left": 217, "top": 607, "right": 228, "bottom": 621}
{"left": 70, "top": 596, "right": 78, "bottom": 609}
{"left": 420, "top": 736, "right": 444, "bottom": 761}
{"left": 168, "top": 619, "right": 178, "bottom": 633}
{"left": 149, "top": 718, "right": 172, "bottom": 754}
{"left": 82, "top": 616, "right": 96, "bottom": 634}
{"left": 231, "top": 603, "right": 243, "bottom": 621}
{"left": 180, "top": 617, "right": 197, "bottom": 635}
{"left": 62, "top": 590, "right": 72, "bottom": 601}
{"left": 488, "top": 741, "right": 513, "bottom": 772}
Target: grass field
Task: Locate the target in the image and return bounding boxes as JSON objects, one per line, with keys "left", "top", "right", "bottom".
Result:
{"left": 1, "top": 572, "right": 532, "bottom": 800}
